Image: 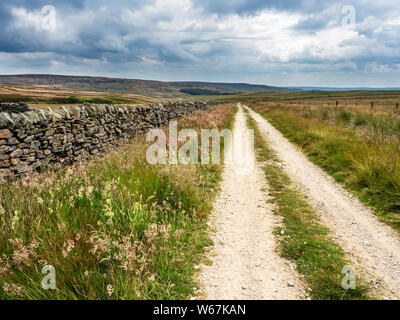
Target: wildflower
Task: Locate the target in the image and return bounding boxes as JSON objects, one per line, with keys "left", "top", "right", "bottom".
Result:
{"left": 3, "top": 282, "right": 23, "bottom": 297}
{"left": 174, "top": 229, "right": 183, "bottom": 240}
{"left": 107, "top": 284, "right": 114, "bottom": 297}
{"left": 103, "top": 198, "right": 115, "bottom": 220}
{"left": 84, "top": 270, "right": 89, "bottom": 278}
{"left": 0, "top": 256, "right": 11, "bottom": 276}
{"left": 10, "top": 238, "right": 37, "bottom": 269}
{"left": 11, "top": 210, "right": 20, "bottom": 231}
{"left": 30, "top": 238, "right": 39, "bottom": 250}
{"left": 144, "top": 224, "right": 158, "bottom": 243}
{"left": 76, "top": 186, "right": 84, "bottom": 200}
{"left": 159, "top": 224, "right": 171, "bottom": 242}
{"left": 86, "top": 185, "right": 94, "bottom": 198}
{"left": 57, "top": 221, "right": 67, "bottom": 231}
{"left": 38, "top": 259, "right": 48, "bottom": 266}
{"left": 37, "top": 197, "right": 44, "bottom": 205}
{"left": 88, "top": 231, "right": 111, "bottom": 259}
{"left": 121, "top": 261, "right": 129, "bottom": 271}
{"left": 62, "top": 239, "right": 75, "bottom": 258}
{"left": 102, "top": 182, "right": 112, "bottom": 196}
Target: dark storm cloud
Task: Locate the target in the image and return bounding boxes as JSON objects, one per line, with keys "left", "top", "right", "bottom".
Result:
{"left": 0, "top": 0, "right": 399, "bottom": 86}
{"left": 0, "top": 0, "right": 83, "bottom": 52}
{"left": 0, "top": 0, "right": 163, "bottom": 62}
{"left": 0, "top": 0, "right": 84, "bottom": 22}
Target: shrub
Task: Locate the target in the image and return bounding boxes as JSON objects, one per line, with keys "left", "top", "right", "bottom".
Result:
{"left": 353, "top": 112, "right": 368, "bottom": 126}
{"left": 320, "top": 108, "right": 331, "bottom": 120}
{"left": 66, "top": 96, "right": 81, "bottom": 104}
{"left": 336, "top": 109, "right": 352, "bottom": 124}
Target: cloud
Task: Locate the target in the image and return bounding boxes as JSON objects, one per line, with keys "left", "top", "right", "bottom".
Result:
{"left": 191, "top": 0, "right": 326, "bottom": 16}
{"left": 0, "top": 0, "right": 399, "bottom": 86}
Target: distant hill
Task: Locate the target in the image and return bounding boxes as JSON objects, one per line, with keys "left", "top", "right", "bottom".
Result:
{"left": 0, "top": 74, "right": 290, "bottom": 99}
{"left": 288, "top": 86, "right": 400, "bottom": 91}
{"left": 172, "top": 81, "right": 288, "bottom": 93}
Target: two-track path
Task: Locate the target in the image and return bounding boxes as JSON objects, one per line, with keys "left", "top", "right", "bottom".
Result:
{"left": 199, "top": 105, "right": 305, "bottom": 300}
{"left": 245, "top": 105, "right": 400, "bottom": 300}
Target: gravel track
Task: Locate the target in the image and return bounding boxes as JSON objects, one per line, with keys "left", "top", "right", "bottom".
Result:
{"left": 199, "top": 105, "right": 305, "bottom": 300}
{"left": 246, "top": 105, "right": 400, "bottom": 300}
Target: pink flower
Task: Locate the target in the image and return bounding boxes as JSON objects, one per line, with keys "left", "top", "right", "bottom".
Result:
{"left": 107, "top": 284, "right": 114, "bottom": 297}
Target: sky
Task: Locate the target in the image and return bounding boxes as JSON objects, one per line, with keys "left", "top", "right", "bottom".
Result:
{"left": 0, "top": 0, "right": 399, "bottom": 87}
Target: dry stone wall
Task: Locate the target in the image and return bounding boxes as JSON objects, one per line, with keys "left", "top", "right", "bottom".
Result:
{"left": 0, "top": 101, "right": 208, "bottom": 179}
{"left": 0, "top": 103, "right": 31, "bottom": 114}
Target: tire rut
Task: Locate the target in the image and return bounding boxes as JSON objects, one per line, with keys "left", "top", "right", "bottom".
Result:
{"left": 199, "top": 105, "right": 305, "bottom": 300}
{"left": 246, "top": 105, "right": 400, "bottom": 300}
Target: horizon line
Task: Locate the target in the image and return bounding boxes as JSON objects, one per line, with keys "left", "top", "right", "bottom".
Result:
{"left": 0, "top": 73, "right": 400, "bottom": 90}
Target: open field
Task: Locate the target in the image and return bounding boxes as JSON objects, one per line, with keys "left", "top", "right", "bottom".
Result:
{"left": 0, "top": 84, "right": 159, "bottom": 106}
{"left": 208, "top": 90, "right": 400, "bottom": 109}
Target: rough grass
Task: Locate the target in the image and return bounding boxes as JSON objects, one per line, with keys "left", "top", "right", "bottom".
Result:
{"left": 0, "top": 84, "right": 158, "bottom": 105}
{"left": 245, "top": 110, "right": 369, "bottom": 300}
{"left": 0, "top": 104, "right": 235, "bottom": 300}
{"left": 248, "top": 103, "right": 400, "bottom": 235}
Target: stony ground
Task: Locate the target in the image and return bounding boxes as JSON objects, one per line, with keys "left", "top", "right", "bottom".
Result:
{"left": 245, "top": 105, "right": 400, "bottom": 300}
{"left": 199, "top": 105, "right": 307, "bottom": 300}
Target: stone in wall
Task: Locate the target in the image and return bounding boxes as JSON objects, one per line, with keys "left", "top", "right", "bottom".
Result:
{"left": 0, "top": 103, "right": 31, "bottom": 114}
{"left": 0, "top": 101, "right": 208, "bottom": 180}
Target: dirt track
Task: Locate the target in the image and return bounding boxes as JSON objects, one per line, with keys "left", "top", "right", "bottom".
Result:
{"left": 245, "top": 104, "right": 400, "bottom": 300}
{"left": 199, "top": 105, "right": 305, "bottom": 300}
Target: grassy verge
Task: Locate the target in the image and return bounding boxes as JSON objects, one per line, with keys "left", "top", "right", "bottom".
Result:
{"left": 0, "top": 104, "right": 235, "bottom": 300}
{"left": 248, "top": 104, "right": 400, "bottom": 234}
{"left": 244, "top": 109, "right": 369, "bottom": 300}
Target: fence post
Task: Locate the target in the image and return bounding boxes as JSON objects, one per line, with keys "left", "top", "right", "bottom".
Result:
{"left": 336, "top": 100, "right": 339, "bottom": 107}
{"left": 371, "top": 102, "right": 374, "bottom": 109}
{"left": 396, "top": 103, "right": 399, "bottom": 109}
